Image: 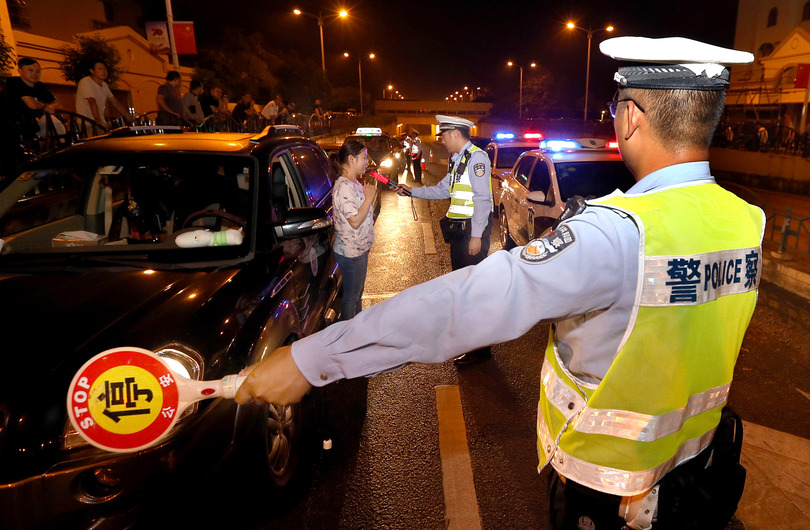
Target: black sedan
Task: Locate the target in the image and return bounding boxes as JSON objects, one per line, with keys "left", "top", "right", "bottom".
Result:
{"left": 0, "top": 128, "right": 355, "bottom": 527}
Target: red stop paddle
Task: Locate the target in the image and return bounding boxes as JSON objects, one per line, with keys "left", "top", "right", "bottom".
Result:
{"left": 67, "top": 347, "right": 246, "bottom": 453}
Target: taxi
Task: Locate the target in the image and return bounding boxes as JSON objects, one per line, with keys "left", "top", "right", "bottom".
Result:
{"left": 497, "top": 139, "right": 636, "bottom": 248}
{"left": 344, "top": 127, "right": 406, "bottom": 182}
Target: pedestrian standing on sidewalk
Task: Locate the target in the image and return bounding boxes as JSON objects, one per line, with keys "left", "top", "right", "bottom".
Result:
{"left": 329, "top": 140, "right": 377, "bottom": 320}
{"left": 236, "top": 36, "right": 763, "bottom": 530}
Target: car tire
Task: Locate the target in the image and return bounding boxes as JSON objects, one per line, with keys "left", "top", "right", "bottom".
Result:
{"left": 499, "top": 208, "right": 516, "bottom": 250}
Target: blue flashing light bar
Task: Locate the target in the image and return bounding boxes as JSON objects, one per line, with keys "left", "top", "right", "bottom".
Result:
{"left": 539, "top": 140, "right": 582, "bottom": 151}
{"left": 495, "top": 132, "right": 515, "bottom": 140}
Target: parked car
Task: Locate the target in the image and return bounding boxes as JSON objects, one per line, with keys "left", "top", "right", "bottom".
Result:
{"left": 497, "top": 144, "right": 636, "bottom": 248}
{"left": 484, "top": 139, "right": 540, "bottom": 210}
{"left": 344, "top": 127, "right": 406, "bottom": 182}
{"left": 0, "top": 127, "right": 356, "bottom": 527}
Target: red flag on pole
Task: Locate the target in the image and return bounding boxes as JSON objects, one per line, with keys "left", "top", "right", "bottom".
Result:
{"left": 172, "top": 22, "right": 197, "bottom": 55}
{"left": 795, "top": 64, "right": 810, "bottom": 89}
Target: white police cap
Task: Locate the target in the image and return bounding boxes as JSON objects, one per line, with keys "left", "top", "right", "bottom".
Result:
{"left": 436, "top": 115, "right": 474, "bottom": 133}
{"left": 600, "top": 36, "right": 754, "bottom": 90}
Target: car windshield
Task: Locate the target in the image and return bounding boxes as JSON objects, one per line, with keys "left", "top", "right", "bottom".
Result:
{"left": 497, "top": 147, "right": 532, "bottom": 169}
{"left": 554, "top": 160, "right": 636, "bottom": 201}
{"left": 347, "top": 136, "right": 389, "bottom": 152}
{"left": 0, "top": 153, "right": 255, "bottom": 266}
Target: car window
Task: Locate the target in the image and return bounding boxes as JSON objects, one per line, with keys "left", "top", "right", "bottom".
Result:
{"left": 497, "top": 147, "right": 532, "bottom": 169}
{"left": 554, "top": 160, "right": 636, "bottom": 201}
{"left": 269, "top": 151, "right": 307, "bottom": 220}
{"left": 346, "top": 136, "right": 388, "bottom": 152}
{"left": 528, "top": 159, "right": 551, "bottom": 193}
{"left": 513, "top": 156, "right": 535, "bottom": 188}
{"left": 290, "top": 146, "right": 332, "bottom": 207}
{"left": 0, "top": 154, "right": 255, "bottom": 258}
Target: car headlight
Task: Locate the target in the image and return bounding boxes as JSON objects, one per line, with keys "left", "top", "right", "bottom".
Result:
{"left": 380, "top": 158, "right": 394, "bottom": 168}
{"left": 61, "top": 344, "right": 204, "bottom": 451}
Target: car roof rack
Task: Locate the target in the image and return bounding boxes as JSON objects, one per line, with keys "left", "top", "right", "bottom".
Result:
{"left": 104, "top": 125, "right": 184, "bottom": 137}
{"left": 250, "top": 125, "right": 308, "bottom": 143}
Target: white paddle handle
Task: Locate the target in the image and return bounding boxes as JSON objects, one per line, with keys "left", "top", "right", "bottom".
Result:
{"left": 221, "top": 374, "right": 248, "bottom": 399}
{"left": 179, "top": 374, "right": 248, "bottom": 404}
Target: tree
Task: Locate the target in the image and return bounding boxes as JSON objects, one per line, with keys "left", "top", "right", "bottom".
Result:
{"left": 0, "top": 30, "right": 15, "bottom": 78}
{"left": 194, "top": 30, "right": 328, "bottom": 112}
{"left": 60, "top": 34, "right": 124, "bottom": 87}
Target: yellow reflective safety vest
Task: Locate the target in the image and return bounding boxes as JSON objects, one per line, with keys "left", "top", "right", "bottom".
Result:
{"left": 537, "top": 180, "right": 765, "bottom": 496}
{"left": 447, "top": 145, "right": 490, "bottom": 219}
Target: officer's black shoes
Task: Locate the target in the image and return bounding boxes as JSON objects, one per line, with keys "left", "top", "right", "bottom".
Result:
{"left": 453, "top": 347, "right": 492, "bottom": 367}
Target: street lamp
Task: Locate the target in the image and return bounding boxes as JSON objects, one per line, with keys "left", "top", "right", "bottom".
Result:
{"left": 384, "top": 84, "right": 393, "bottom": 99}
{"left": 507, "top": 61, "right": 536, "bottom": 120}
{"left": 344, "top": 52, "right": 375, "bottom": 115}
{"left": 293, "top": 7, "right": 348, "bottom": 76}
{"left": 566, "top": 22, "right": 614, "bottom": 121}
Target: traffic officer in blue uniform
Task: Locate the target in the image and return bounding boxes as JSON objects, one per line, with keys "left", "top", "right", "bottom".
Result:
{"left": 236, "top": 37, "right": 763, "bottom": 529}
{"left": 396, "top": 115, "right": 493, "bottom": 365}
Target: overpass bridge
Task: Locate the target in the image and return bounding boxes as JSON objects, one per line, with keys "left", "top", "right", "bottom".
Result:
{"left": 374, "top": 100, "right": 493, "bottom": 137}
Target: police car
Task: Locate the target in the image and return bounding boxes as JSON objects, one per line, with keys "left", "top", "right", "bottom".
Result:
{"left": 484, "top": 132, "right": 544, "bottom": 210}
{"left": 497, "top": 139, "right": 636, "bottom": 249}
{"left": 344, "top": 127, "right": 406, "bottom": 182}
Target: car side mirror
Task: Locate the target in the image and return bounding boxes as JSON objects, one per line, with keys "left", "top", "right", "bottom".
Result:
{"left": 274, "top": 207, "right": 332, "bottom": 239}
{"left": 526, "top": 190, "right": 547, "bottom": 204}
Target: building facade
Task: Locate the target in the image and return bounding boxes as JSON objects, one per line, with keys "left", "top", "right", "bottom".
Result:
{"left": 2, "top": 0, "right": 193, "bottom": 116}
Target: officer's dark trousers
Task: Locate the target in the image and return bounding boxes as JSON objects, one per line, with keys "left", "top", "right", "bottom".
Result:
{"left": 448, "top": 217, "right": 490, "bottom": 271}
{"left": 412, "top": 152, "right": 422, "bottom": 182}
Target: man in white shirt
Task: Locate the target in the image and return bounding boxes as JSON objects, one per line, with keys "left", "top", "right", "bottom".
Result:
{"left": 261, "top": 94, "right": 282, "bottom": 124}
{"left": 75, "top": 61, "right": 131, "bottom": 133}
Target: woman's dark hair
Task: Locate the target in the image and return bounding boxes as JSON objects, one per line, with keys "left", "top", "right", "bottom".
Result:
{"left": 329, "top": 140, "right": 366, "bottom": 180}
{"left": 166, "top": 71, "right": 182, "bottom": 82}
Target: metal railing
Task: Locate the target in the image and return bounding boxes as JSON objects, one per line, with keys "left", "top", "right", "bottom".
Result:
{"left": 766, "top": 206, "right": 810, "bottom": 255}
{"left": 714, "top": 122, "right": 810, "bottom": 157}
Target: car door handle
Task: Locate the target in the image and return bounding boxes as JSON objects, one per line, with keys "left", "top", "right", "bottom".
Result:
{"left": 271, "top": 270, "right": 294, "bottom": 298}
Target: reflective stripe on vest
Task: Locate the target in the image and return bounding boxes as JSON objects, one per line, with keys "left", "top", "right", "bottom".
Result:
{"left": 536, "top": 181, "right": 765, "bottom": 496}
{"left": 447, "top": 145, "right": 488, "bottom": 219}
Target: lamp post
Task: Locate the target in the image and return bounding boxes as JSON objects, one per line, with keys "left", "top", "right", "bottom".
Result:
{"left": 566, "top": 22, "right": 614, "bottom": 121}
{"left": 507, "top": 61, "right": 536, "bottom": 120}
{"left": 384, "top": 84, "right": 393, "bottom": 99}
{"left": 344, "top": 52, "right": 375, "bottom": 115}
{"left": 293, "top": 8, "right": 348, "bottom": 76}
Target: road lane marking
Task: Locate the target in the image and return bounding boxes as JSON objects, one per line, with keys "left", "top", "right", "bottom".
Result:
{"left": 423, "top": 222, "right": 436, "bottom": 254}
{"left": 362, "top": 292, "right": 402, "bottom": 301}
{"left": 435, "top": 385, "right": 482, "bottom": 530}
{"left": 797, "top": 387, "right": 810, "bottom": 401}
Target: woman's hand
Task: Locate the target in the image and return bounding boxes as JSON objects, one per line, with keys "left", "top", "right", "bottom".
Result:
{"left": 363, "top": 181, "right": 377, "bottom": 202}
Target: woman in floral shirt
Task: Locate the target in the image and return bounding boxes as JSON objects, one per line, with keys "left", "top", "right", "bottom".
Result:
{"left": 330, "top": 140, "right": 377, "bottom": 319}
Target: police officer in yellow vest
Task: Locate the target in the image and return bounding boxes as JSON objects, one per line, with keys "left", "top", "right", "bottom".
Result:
{"left": 397, "top": 115, "right": 492, "bottom": 272}
{"left": 397, "top": 115, "right": 493, "bottom": 365}
{"left": 236, "top": 37, "right": 763, "bottom": 529}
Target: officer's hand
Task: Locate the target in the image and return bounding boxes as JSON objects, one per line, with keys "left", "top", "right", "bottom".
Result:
{"left": 234, "top": 346, "right": 312, "bottom": 406}
{"left": 396, "top": 184, "right": 411, "bottom": 196}
{"left": 468, "top": 237, "right": 482, "bottom": 256}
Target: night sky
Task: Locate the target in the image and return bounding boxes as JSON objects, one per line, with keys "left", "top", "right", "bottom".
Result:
{"left": 158, "top": 0, "right": 739, "bottom": 109}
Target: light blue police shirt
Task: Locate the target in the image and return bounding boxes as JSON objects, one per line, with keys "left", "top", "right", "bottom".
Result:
{"left": 410, "top": 140, "right": 492, "bottom": 238}
{"left": 292, "top": 161, "right": 716, "bottom": 385}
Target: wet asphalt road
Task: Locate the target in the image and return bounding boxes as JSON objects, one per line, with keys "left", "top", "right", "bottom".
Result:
{"left": 150, "top": 144, "right": 810, "bottom": 530}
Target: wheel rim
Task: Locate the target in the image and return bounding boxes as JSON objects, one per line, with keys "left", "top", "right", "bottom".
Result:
{"left": 264, "top": 404, "right": 296, "bottom": 478}
{"left": 499, "top": 209, "right": 510, "bottom": 247}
